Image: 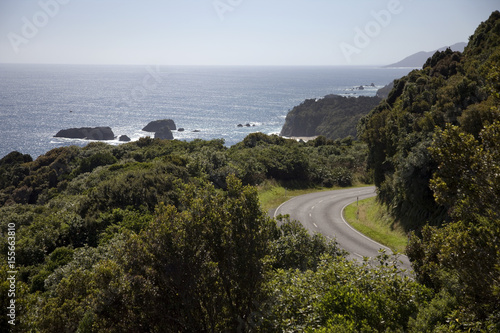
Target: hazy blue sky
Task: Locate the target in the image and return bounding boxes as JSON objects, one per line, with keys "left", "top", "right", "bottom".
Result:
{"left": 0, "top": 0, "right": 498, "bottom": 66}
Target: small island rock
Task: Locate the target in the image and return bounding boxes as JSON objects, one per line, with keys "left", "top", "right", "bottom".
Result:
{"left": 154, "top": 126, "right": 174, "bottom": 140}
{"left": 119, "top": 135, "right": 131, "bottom": 142}
{"left": 143, "top": 119, "right": 176, "bottom": 132}
{"left": 54, "top": 127, "right": 114, "bottom": 140}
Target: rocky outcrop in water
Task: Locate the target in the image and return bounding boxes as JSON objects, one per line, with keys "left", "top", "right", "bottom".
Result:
{"left": 54, "top": 127, "right": 115, "bottom": 140}
{"left": 118, "top": 135, "right": 131, "bottom": 142}
{"left": 142, "top": 119, "right": 176, "bottom": 140}
{"left": 142, "top": 119, "right": 176, "bottom": 132}
{"left": 154, "top": 127, "right": 174, "bottom": 140}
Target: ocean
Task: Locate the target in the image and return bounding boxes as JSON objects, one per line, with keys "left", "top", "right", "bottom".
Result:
{"left": 0, "top": 64, "right": 411, "bottom": 159}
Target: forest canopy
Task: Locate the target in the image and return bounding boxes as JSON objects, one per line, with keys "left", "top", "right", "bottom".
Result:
{"left": 0, "top": 134, "right": 380, "bottom": 332}
{"left": 360, "top": 10, "right": 500, "bottom": 330}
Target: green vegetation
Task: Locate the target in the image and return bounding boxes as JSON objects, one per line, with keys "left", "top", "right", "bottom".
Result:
{"left": 360, "top": 10, "right": 500, "bottom": 331}
{"left": 262, "top": 251, "right": 429, "bottom": 332}
{"left": 280, "top": 94, "right": 382, "bottom": 139}
{"left": 344, "top": 197, "right": 407, "bottom": 253}
{"left": 0, "top": 132, "right": 384, "bottom": 332}
{"left": 359, "top": 11, "right": 500, "bottom": 231}
{"left": 1, "top": 10, "right": 499, "bottom": 332}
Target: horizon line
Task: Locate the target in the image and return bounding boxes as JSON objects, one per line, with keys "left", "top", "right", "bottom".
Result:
{"left": 0, "top": 62, "right": 419, "bottom": 68}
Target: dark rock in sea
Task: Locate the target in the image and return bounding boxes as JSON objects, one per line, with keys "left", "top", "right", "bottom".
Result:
{"left": 119, "top": 135, "right": 131, "bottom": 142}
{"left": 177, "top": 128, "right": 185, "bottom": 132}
{"left": 54, "top": 127, "right": 114, "bottom": 140}
{"left": 357, "top": 85, "right": 364, "bottom": 90}
{"left": 192, "top": 130, "right": 201, "bottom": 133}
{"left": 154, "top": 126, "right": 174, "bottom": 140}
{"left": 143, "top": 119, "right": 176, "bottom": 132}
{"left": 237, "top": 124, "right": 243, "bottom": 127}
{"left": 245, "top": 123, "right": 251, "bottom": 127}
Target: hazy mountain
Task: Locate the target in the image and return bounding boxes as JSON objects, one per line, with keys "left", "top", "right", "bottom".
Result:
{"left": 384, "top": 42, "right": 467, "bottom": 68}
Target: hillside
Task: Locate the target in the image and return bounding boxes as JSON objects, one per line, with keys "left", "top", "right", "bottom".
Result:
{"left": 360, "top": 10, "right": 500, "bottom": 329}
{"left": 280, "top": 94, "right": 381, "bottom": 140}
{"left": 0, "top": 133, "right": 383, "bottom": 331}
{"left": 361, "top": 10, "right": 500, "bottom": 229}
{"left": 384, "top": 42, "right": 466, "bottom": 68}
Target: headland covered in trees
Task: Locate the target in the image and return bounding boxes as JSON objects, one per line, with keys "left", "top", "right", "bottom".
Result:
{"left": 1, "top": 10, "right": 500, "bottom": 332}
{"left": 280, "top": 94, "right": 383, "bottom": 140}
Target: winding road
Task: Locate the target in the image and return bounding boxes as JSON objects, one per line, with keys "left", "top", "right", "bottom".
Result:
{"left": 273, "top": 186, "right": 412, "bottom": 272}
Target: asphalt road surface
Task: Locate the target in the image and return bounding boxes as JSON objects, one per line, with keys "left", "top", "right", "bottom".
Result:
{"left": 273, "top": 186, "right": 412, "bottom": 272}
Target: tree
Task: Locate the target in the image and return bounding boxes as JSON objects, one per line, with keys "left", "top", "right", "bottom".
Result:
{"left": 262, "top": 254, "right": 431, "bottom": 332}
{"left": 429, "top": 122, "right": 500, "bottom": 222}
{"left": 40, "top": 175, "right": 276, "bottom": 332}
{"left": 270, "top": 216, "right": 345, "bottom": 271}
{"left": 406, "top": 121, "right": 500, "bottom": 330}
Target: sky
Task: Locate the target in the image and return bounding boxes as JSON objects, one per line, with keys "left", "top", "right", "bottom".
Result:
{"left": 0, "top": 0, "right": 498, "bottom": 66}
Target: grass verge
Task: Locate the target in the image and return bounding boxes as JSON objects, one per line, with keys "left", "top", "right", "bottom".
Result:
{"left": 343, "top": 197, "right": 408, "bottom": 253}
{"left": 257, "top": 180, "right": 370, "bottom": 213}
{"left": 257, "top": 181, "right": 333, "bottom": 213}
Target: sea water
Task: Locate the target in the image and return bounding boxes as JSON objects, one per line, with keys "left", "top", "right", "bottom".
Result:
{"left": 0, "top": 64, "right": 411, "bottom": 159}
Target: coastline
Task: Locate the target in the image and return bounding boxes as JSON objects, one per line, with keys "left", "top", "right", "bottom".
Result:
{"left": 281, "top": 135, "right": 318, "bottom": 142}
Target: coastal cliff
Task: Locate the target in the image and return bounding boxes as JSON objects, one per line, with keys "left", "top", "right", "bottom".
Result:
{"left": 280, "top": 94, "right": 381, "bottom": 140}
